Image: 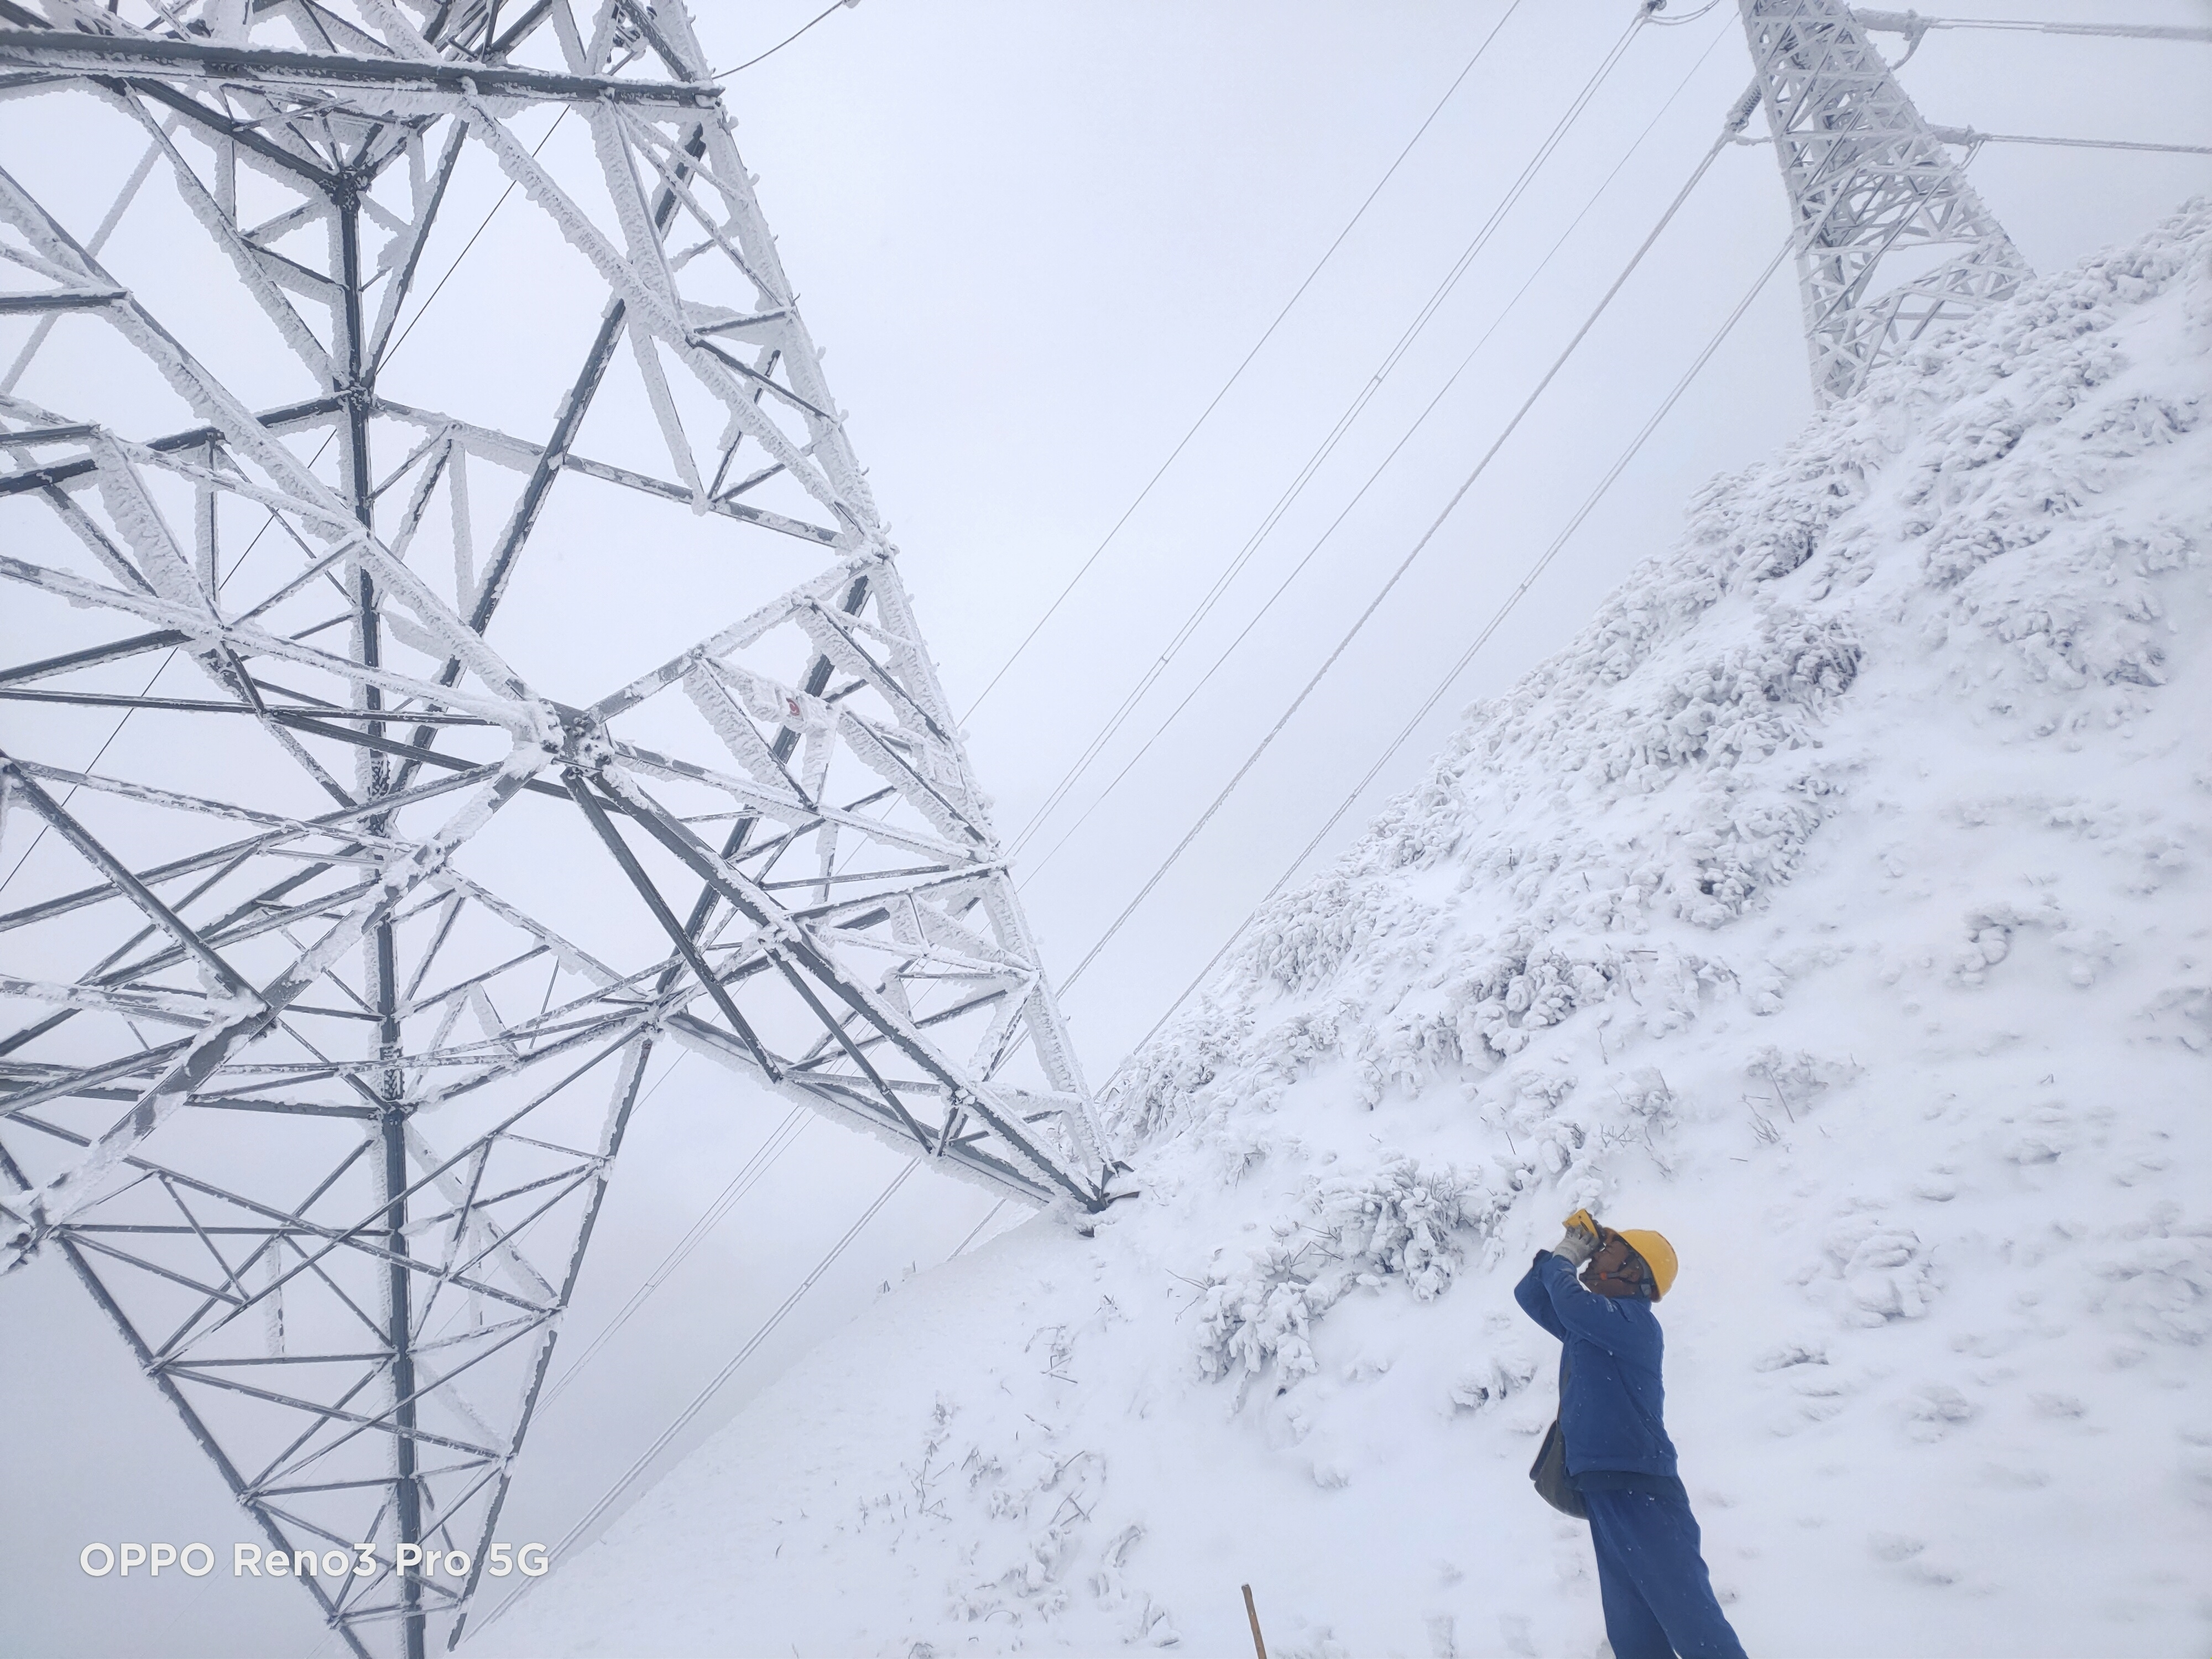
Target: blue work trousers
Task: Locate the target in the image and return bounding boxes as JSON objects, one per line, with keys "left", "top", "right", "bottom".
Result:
{"left": 1583, "top": 1486, "right": 1747, "bottom": 1659}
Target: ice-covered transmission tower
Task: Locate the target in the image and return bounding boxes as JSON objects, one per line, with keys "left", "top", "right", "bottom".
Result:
{"left": 1738, "top": 0, "right": 2030, "bottom": 404}
{"left": 0, "top": 4, "right": 1108, "bottom": 1655}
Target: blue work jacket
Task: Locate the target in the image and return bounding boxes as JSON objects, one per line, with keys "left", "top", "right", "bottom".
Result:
{"left": 1513, "top": 1251, "right": 1679, "bottom": 1479}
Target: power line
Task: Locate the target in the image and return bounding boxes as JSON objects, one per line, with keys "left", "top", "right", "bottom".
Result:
{"left": 468, "top": 1157, "right": 921, "bottom": 1643}
{"left": 714, "top": 0, "right": 858, "bottom": 79}
{"left": 948, "top": 1197, "right": 1011, "bottom": 1259}
{"left": 378, "top": 109, "right": 570, "bottom": 366}
{"left": 1057, "top": 103, "right": 1752, "bottom": 996}
{"left": 1004, "top": 4, "right": 1650, "bottom": 859}
{"left": 1003, "top": 1, "right": 2203, "bottom": 879}
{"left": 471, "top": 1166, "right": 1015, "bottom": 1645}
{"left": 1110, "top": 236, "right": 1791, "bottom": 1076}
{"left": 1016, "top": 12, "right": 1738, "bottom": 889}
{"left": 957, "top": 0, "right": 1531, "bottom": 723}
{"left": 534, "top": 1098, "right": 812, "bottom": 1416}
{"left": 1272, "top": 241, "right": 1794, "bottom": 916}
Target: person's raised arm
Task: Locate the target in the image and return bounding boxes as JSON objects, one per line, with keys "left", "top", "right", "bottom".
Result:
{"left": 1514, "top": 1253, "right": 1569, "bottom": 1342}
{"left": 1536, "top": 1253, "right": 1648, "bottom": 1354}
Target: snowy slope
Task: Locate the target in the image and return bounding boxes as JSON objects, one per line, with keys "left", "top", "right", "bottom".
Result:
{"left": 479, "top": 203, "right": 2212, "bottom": 1659}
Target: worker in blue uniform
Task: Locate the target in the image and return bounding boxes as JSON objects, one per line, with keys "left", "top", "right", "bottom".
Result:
{"left": 1514, "top": 1212, "right": 1748, "bottom": 1659}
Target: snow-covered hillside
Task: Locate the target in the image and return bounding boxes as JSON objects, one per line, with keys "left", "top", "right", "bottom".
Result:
{"left": 479, "top": 202, "right": 2212, "bottom": 1659}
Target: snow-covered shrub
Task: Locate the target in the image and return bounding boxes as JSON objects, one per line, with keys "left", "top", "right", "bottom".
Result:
{"left": 1103, "top": 1005, "right": 1254, "bottom": 1145}
{"left": 2093, "top": 1225, "right": 2212, "bottom": 1346}
{"left": 1900, "top": 1384, "right": 1980, "bottom": 1444}
{"left": 1743, "top": 1046, "right": 1864, "bottom": 1112}
{"left": 1193, "top": 1159, "right": 1496, "bottom": 1393}
{"left": 1449, "top": 1350, "right": 1538, "bottom": 1414}
{"left": 1795, "top": 1219, "right": 1940, "bottom": 1327}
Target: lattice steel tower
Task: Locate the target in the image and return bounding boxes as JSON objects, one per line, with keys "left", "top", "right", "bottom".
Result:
{"left": 1739, "top": 0, "right": 2030, "bottom": 403}
{"left": 0, "top": 6, "right": 1107, "bottom": 1655}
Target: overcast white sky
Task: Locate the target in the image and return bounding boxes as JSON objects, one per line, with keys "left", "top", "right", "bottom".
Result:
{"left": 4, "top": 3, "right": 2209, "bottom": 1653}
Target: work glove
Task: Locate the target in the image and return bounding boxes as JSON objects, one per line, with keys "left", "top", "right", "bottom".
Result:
{"left": 1550, "top": 1211, "right": 1600, "bottom": 1266}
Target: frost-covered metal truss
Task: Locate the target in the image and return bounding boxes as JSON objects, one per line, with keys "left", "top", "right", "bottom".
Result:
{"left": 1740, "top": 0, "right": 2030, "bottom": 404}
{"left": 0, "top": 5, "right": 1107, "bottom": 1655}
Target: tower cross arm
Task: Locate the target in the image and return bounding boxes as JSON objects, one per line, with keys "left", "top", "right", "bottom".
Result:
{"left": 0, "top": 28, "right": 721, "bottom": 109}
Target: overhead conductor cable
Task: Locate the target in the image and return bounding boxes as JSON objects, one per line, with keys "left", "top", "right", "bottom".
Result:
{"left": 1061, "top": 85, "right": 1765, "bottom": 997}
{"left": 961, "top": 0, "right": 1531, "bottom": 723}
{"left": 1018, "top": 11, "right": 1740, "bottom": 886}
{"left": 1119, "top": 234, "right": 1794, "bottom": 1069}
{"left": 468, "top": 1158, "right": 921, "bottom": 1642}
{"left": 1008, "top": 3, "right": 1651, "bottom": 859}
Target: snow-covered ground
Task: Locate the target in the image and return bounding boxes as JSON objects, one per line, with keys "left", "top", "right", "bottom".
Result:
{"left": 477, "top": 202, "right": 2212, "bottom": 1659}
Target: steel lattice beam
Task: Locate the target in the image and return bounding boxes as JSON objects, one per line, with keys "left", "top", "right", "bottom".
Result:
{"left": 1739, "top": 0, "right": 2031, "bottom": 404}
{"left": 0, "top": 4, "right": 1108, "bottom": 1655}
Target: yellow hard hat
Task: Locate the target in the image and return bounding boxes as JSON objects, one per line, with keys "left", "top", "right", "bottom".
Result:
{"left": 1616, "top": 1229, "right": 1679, "bottom": 1300}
